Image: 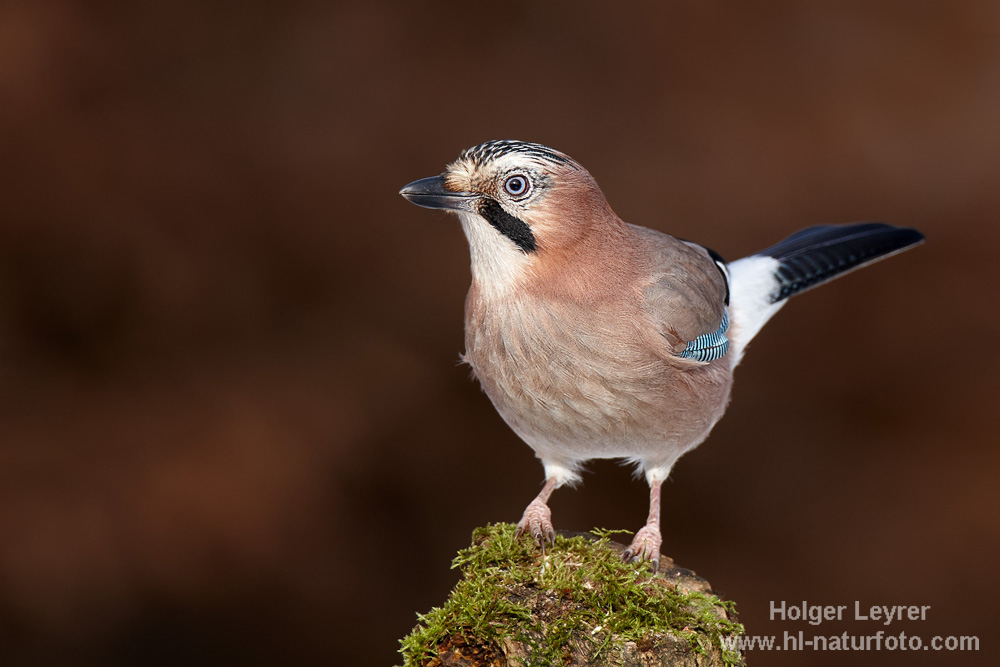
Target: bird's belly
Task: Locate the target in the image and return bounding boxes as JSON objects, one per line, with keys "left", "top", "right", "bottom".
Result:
{"left": 464, "top": 331, "right": 732, "bottom": 467}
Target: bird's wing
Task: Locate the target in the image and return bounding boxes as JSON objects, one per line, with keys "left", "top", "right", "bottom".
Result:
{"left": 630, "top": 225, "right": 730, "bottom": 360}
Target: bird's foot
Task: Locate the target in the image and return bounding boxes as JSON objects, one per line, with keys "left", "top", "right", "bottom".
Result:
{"left": 515, "top": 499, "right": 555, "bottom": 554}
{"left": 623, "top": 524, "right": 662, "bottom": 572}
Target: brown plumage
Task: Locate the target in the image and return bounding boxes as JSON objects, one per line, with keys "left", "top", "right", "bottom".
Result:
{"left": 400, "top": 140, "right": 923, "bottom": 567}
{"left": 463, "top": 221, "right": 733, "bottom": 473}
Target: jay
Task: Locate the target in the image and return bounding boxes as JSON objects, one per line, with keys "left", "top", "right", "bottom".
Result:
{"left": 400, "top": 140, "right": 923, "bottom": 569}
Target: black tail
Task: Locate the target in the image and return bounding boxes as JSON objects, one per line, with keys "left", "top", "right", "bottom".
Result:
{"left": 757, "top": 223, "right": 924, "bottom": 303}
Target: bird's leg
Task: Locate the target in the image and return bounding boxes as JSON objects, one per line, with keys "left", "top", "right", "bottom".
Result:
{"left": 623, "top": 478, "right": 663, "bottom": 571}
{"left": 515, "top": 476, "right": 559, "bottom": 554}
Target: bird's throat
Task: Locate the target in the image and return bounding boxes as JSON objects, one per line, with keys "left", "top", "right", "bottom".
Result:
{"left": 457, "top": 211, "right": 533, "bottom": 301}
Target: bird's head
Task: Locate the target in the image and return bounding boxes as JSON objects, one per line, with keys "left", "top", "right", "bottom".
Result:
{"left": 400, "top": 140, "right": 621, "bottom": 296}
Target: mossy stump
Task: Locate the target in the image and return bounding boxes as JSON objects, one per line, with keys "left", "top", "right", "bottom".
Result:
{"left": 398, "top": 524, "right": 744, "bottom": 667}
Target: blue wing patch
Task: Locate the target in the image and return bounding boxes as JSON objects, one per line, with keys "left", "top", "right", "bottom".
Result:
{"left": 679, "top": 310, "right": 730, "bottom": 362}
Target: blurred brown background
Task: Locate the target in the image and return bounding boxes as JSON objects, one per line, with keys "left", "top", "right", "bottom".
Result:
{"left": 1, "top": 1, "right": 998, "bottom": 666}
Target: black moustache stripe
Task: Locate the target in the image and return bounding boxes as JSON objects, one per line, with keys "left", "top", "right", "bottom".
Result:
{"left": 478, "top": 198, "right": 537, "bottom": 253}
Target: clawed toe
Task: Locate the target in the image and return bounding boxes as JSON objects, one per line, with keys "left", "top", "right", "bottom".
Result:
{"left": 623, "top": 524, "right": 662, "bottom": 572}
{"left": 516, "top": 499, "right": 555, "bottom": 554}
{"left": 622, "top": 548, "right": 658, "bottom": 572}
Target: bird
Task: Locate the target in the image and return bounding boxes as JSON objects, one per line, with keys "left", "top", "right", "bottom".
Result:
{"left": 399, "top": 140, "right": 923, "bottom": 569}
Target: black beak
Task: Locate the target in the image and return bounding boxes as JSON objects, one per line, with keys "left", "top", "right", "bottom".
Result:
{"left": 399, "top": 175, "right": 477, "bottom": 212}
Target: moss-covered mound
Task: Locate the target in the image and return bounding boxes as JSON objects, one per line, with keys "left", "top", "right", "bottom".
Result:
{"left": 398, "top": 523, "right": 744, "bottom": 666}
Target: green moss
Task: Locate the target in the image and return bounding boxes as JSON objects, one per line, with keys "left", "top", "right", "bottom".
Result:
{"left": 398, "top": 523, "right": 743, "bottom": 666}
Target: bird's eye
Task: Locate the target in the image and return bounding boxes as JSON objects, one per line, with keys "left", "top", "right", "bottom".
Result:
{"left": 503, "top": 174, "right": 531, "bottom": 198}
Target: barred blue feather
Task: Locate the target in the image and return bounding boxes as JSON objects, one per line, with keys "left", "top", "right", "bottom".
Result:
{"left": 679, "top": 310, "right": 730, "bottom": 362}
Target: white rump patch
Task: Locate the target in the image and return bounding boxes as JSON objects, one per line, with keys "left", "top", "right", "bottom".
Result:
{"left": 728, "top": 255, "right": 785, "bottom": 366}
